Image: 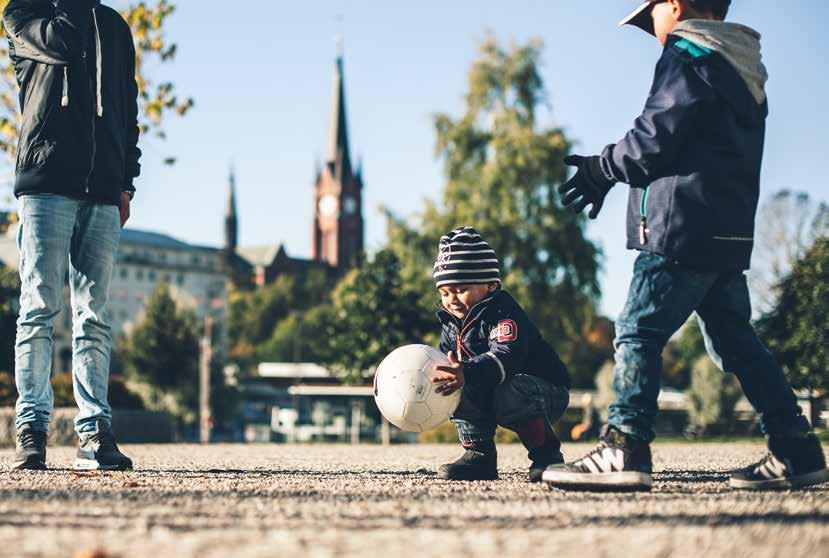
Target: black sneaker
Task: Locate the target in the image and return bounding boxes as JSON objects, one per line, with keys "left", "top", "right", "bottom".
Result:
{"left": 13, "top": 424, "right": 47, "bottom": 470}
{"left": 542, "top": 426, "right": 652, "bottom": 491}
{"left": 731, "top": 433, "right": 829, "bottom": 490}
{"left": 74, "top": 422, "right": 134, "bottom": 471}
{"left": 438, "top": 447, "right": 498, "bottom": 481}
{"left": 527, "top": 435, "right": 564, "bottom": 483}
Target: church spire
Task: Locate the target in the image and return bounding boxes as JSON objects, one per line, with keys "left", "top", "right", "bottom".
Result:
{"left": 225, "top": 164, "right": 238, "bottom": 253}
{"left": 327, "top": 51, "right": 351, "bottom": 177}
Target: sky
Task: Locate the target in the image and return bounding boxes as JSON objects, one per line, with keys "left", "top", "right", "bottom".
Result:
{"left": 7, "top": 1, "right": 828, "bottom": 318}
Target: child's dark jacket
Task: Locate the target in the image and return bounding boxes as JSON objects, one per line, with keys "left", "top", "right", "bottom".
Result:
{"left": 437, "top": 290, "right": 570, "bottom": 390}
{"left": 601, "top": 31, "right": 767, "bottom": 271}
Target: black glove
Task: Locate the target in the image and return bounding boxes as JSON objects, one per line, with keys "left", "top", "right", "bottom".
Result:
{"left": 558, "top": 154, "right": 616, "bottom": 219}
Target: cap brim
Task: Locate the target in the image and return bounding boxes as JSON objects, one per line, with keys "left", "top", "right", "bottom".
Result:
{"left": 619, "top": 1, "right": 656, "bottom": 36}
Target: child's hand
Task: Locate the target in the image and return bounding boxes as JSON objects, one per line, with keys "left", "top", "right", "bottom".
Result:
{"left": 433, "top": 351, "right": 465, "bottom": 396}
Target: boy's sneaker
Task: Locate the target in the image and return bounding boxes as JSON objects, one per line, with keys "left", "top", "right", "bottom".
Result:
{"left": 542, "top": 425, "right": 652, "bottom": 491}
{"left": 527, "top": 437, "right": 564, "bottom": 483}
{"left": 731, "top": 433, "right": 829, "bottom": 490}
{"left": 74, "top": 422, "right": 134, "bottom": 471}
{"left": 438, "top": 447, "right": 498, "bottom": 481}
{"left": 13, "top": 424, "right": 47, "bottom": 470}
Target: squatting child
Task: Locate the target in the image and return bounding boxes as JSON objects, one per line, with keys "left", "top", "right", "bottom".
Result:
{"left": 430, "top": 227, "right": 570, "bottom": 483}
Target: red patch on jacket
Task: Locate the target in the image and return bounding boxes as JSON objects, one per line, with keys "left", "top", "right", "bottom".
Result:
{"left": 494, "top": 320, "right": 517, "bottom": 343}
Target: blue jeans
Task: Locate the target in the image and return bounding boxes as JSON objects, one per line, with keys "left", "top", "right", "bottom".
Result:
{"left": 15, "top": 194, "right": 120, "bottom": 436}
{"left": 452, "top": 374, "right": 570, "bottom": 447}
{"left": 608, "top": 252, "right": 810, "bottom": 442}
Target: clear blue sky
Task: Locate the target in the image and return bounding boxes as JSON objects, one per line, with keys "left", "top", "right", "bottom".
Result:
{"left": 28, "top": 1, "right": 829, "bottom": 317}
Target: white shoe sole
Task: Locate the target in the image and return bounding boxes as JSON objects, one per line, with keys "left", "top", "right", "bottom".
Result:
{"left": 730, "top": 467, "right": 829, "bottom": 490}
{"left": 73, "top": 458, "right": 126, "bottom": 472}
{"left": 542, "top": 469, "right": 653, "bottom": 491}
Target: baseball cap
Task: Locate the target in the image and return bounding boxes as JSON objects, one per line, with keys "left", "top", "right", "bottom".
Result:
{"left": 619, "top": 1, "right": 664, "bottom": 35}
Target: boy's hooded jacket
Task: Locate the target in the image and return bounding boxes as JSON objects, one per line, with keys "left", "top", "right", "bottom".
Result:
{"left": 4, "top": 0, "right": 141, "bottom": 205}
{"left": 437, "top": 290, "right": 571, "bottom": 390}
{"left": 601, "top": 20, "right": 768, "bottom": 271}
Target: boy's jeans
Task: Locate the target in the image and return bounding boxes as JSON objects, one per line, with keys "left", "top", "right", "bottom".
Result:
{"left": 608, "top": 252, "right": 810, "bottom": 443}
{"left": 15, "top": 194, "right": 120, "bottom": 436}
{"left": 452, "top": 374, "right": 570, "bottom": 447}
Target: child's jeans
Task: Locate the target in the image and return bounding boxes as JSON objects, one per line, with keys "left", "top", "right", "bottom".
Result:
{"left": 608, "top": 252, "right": 810, "bottom": 443}
{"left": 452, "top": 373, "right": 569, "bottom": 447}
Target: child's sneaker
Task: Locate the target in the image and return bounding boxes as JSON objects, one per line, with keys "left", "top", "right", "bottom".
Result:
{"left": 438, "top": 446, "right": 498, "bottom": 481}
{"left": 542, "top": 426, "right": 652, "bottom": 491}
{"left": 731, "top": 433, "right": 829, "bottom": 490}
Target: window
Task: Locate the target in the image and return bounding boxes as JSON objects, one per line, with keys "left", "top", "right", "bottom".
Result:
{"left": 119, "top": 267, "right": 128, "bottom": 279}
{"left": 136, "top": 269, "right": 144, "bottom": 280}
{"left": 148, "top": 270, "right": 157, "bottom": 281}
{"left": 177, "top": 274, "right": 185, "bottom": 285}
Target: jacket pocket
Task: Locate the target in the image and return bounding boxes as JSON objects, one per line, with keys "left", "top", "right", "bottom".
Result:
{"left": 17, "top": 140, "right": 56, "bottom": 172}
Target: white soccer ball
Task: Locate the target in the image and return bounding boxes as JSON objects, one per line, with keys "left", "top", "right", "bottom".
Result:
{"left": 373, "top": 344, "right": 462, "bottom": 432}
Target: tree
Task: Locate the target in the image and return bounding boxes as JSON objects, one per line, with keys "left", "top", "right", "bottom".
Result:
{"left": 662, "top": 318, "right": 709, "bottom": 390}
{"left": 757, "top": 237, "right": 828, "bottom": 426}
{"left": 120, "top": 283, "right": 200, "bottom": 421}
{"left": 749, "top": 190, "right": 828, "bottom": 315}
{"left": 322, "top": 250, "right": 433, "bottom": 381}
{"left": 0, "top": 0, "right": 194, "bottom": 166}
{"left": 385, "top": 34, "right": 603, "bottom": 382}
{"left": 0, "top": 265, "right": 19, "bottom": 372}
{"left": 687, "top": 356, "right": 743, "bottom": 436}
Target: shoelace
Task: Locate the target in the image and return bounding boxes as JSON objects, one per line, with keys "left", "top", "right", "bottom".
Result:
{"left": 88, "top": 430, "right": 118, "bottom": 453}
{"left": 18, "top": 429, "right": 45, "bottom": 449}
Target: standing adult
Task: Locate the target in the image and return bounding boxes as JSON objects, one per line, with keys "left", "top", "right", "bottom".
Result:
{"left": 5, "top": 0, "right": 140, "bottom": 470}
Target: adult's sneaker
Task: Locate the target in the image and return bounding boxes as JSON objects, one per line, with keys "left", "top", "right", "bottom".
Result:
{"left": 731, "top": 433, "right": 829, "bottom": 490}
{"left": 13, "top": 423, "right": 47, "bottom": 470}
{"left": 438, "top": 447, "right": 498, "bottom": 481}
{"left": 74, "top": 421, "right": 134, "bottom": 471}
{"left": 542, "top": 425, "right": 652, "bottom": 491}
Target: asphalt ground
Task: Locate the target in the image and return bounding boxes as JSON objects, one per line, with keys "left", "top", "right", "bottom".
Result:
{"left": 0, "top": 442, "right": 827, "bottom": 558}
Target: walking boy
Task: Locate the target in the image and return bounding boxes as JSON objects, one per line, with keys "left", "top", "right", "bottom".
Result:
{"left": 544, "top": 0, "right": 828, "bottom": 491}
{"left": 6, "top": 0, "right": 140, "bottom": 470}
{"left": 431, "top": 227, "right": 571, "bottom": 482}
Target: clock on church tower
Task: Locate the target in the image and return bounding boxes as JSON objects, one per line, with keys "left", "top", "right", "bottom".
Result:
{"left": 312, "top": 54, "right": 364, "bottom": 271}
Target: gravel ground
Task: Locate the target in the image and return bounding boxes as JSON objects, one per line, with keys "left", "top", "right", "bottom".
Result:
{"left": 0, "top": 442, "right": 827, "bottom": 558}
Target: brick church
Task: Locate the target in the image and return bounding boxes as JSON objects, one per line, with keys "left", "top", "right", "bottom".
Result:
{"left": 224, "top": 53, "right": 365, "bottom": 288}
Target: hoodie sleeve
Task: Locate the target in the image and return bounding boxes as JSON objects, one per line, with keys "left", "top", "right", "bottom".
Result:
{"left": 122, "top": 19, "right": 141, "bottom": 194}
{"left": 600, "top": 45, "right": 715, "bottom": 187}
{"left": 3, "top": 0, "right": 94, "bottom": 65}
{"left": 464, "top": 313, "right": 529, "bottom": 389}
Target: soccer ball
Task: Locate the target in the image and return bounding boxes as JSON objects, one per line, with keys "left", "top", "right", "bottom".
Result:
{"left": 373, "top": 344, "right": 462, "bottom": 432}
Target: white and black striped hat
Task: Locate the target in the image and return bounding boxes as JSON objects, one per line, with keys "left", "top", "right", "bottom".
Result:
{"left": 433, "top": 227, "right": 501, "bottom": 287}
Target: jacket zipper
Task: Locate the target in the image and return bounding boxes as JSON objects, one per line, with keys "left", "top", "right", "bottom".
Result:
{"left": 84, "top": 52, "right": 96, "bottom": 195}
{"left": 639, "top": 186, "right": 650, "bottom": 245}
{"left": 455, "top": 296, "right": 495, "bottom": 361}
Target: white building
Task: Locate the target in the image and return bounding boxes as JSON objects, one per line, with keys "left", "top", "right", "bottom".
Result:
{"left": 0, "top": 224, "right": 230, "bottom": 375}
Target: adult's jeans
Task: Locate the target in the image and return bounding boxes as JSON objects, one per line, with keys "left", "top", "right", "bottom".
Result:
{"left": 608, "top": 252, "right": 810, "bottom": 442}
{"left": 15, "top": 194, "right": 120, "bottom": 436}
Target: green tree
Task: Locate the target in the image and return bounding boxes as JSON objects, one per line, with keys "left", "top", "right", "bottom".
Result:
{"left": 120, "top": 283, "right": 199, "bottom": 420}
{"left": 0, "top": 0, "right": 194, "bottom": 164}
{"left": 0, "top": 265, "right": 19, "bottom": 372}
{"left": 385, "top": 34, "right": 603, "bottom": 381}
{"left": 662, "top": 318, "right": 709, "bottom": 390}
{"left": 322, "top": 250, "right": 433, "bottom": 381}
{"left": 757, "top": 237, "right": 828, "bottom": 425}
{"left": 687, "top": 356, "right": 743, "bottom": 436}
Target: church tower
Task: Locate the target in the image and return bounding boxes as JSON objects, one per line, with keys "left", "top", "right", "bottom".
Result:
{"left": 312, "top": 52, "right": 364, "bottom": 270}
{"left": 225, "top": 165, "right": 238, "bottom": 253}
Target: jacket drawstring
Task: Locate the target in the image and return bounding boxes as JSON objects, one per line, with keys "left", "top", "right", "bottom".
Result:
{"left": 92, "top": 8, "right": 103, "bottom": 117}
{"left": 59, "top": 8, "right": 102, "bottom": 116}
{"left": 61, "top": 67, "right": 69, "bottom": 107}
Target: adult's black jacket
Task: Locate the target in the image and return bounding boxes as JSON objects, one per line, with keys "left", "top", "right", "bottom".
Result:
{"left": 4, "top": 0, "right": 140, "bottom": 205}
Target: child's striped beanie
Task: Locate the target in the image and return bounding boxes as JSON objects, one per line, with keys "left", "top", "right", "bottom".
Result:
{"left": 433, "top": 227, "right": 501, "bottom": 288}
